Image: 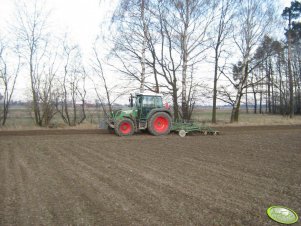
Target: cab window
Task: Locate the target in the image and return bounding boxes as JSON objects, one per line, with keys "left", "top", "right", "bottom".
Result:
{"left": 154, "top": 96, "right": 163, "bottom": 108}
{"left": 141, "top": 96, "right": 163, "bottom": 108}
{"left": 142, "top": 96, "right": 155, "bottom": 107}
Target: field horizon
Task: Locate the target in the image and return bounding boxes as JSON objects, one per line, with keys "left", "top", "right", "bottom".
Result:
{"left": 1, "top": 105, "right": 301, "bottom": 130}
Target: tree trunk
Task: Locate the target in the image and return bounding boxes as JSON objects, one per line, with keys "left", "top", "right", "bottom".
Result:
{"left": 297, "top": 56, "right": 301, "bottom": 114}
{"left": 140, "top": 0, "right": 146, "bottom": 93}
{"left": 230, "top": 92, "right": 243, "bottom": 123}
{"left": 252, "top": 81, "right": 257, "bottom": 114}
{"left": 278, "top": 57, "right": 284, "bottom": 115}
{"left": 181, "top": 2, "right": 190, "bottom": 120}
{"left": 172, "top": 86, "right": 179, "bottom": 120}
{"left": 288, "top": 51, "right": 294, "bottom": 117}
{"left": 181, "top": 36, "right": 188, "bottom": 120}
{"left": 230, "top": 61, "right": 248, "bottom": 123}
{"left": 30, "top": 51, "right": 41, "bottom": 126}
{"left": 267, "top": 60, "right": 271, "bottom": 113}
{"left": 271, "top": 63, "right": 275, "bottom": 114}
{"left": 259, "top": 91, "right": 262, "bottom": 114}
{"left": 287, "top": 16, "right": 294, "bottom": 118}
{"left": 245, "top": 83, "right": 248, "bottom": 113}
{"left": 212, "top": 47, "right": 219, "bottom": 123}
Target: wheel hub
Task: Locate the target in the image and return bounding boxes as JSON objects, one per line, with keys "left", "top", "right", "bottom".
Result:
{"left": 153, "top": 116, "right": 169, "bottom": 133}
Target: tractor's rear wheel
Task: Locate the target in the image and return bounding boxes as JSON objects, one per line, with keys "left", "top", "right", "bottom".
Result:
{"left": 148, "top": 112, "right": 172, "bottom": 136}
{"left": 115, "top": 119, "right": 134, "bottom": 136}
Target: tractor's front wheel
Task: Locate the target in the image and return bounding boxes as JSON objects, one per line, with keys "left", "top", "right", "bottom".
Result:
{"left": 107, "top": 126, "right": 114, "bottom": 134}
{"left": 115, "top": 119, "right": 135, "bottom": 136}
{"left": 148, "top": 112, "right": 172, "bottom": 136}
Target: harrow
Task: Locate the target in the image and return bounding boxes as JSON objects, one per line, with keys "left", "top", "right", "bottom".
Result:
{"left": 172, "top": 120, "right": 219, "bottom": 137}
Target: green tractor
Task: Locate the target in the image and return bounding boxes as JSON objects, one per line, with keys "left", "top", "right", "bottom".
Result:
{"left": 106, "top": 93, "right": 172, "bottom": 136}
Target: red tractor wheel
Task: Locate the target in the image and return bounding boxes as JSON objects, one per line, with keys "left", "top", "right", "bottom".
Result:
{"left": 148, "top": 112, "right": 172, "bottom": 136}
{"left": 115, "top": 119, "right": 135, "bottom": 136}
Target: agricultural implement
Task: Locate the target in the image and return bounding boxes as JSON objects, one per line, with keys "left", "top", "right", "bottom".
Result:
{"left": 104, "top": 92, "right": 219, "bottom": 137}
{"left": 172, "top": 120, "right": 219, "bottom": 137}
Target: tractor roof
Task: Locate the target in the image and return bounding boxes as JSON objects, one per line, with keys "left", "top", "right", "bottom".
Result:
{"left": 134, "top": 92, "right": 163, "bottom": 97}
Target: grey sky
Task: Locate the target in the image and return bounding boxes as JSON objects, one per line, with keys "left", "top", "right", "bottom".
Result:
{"left": 0, "top": 0, "right": 293, "bottom": 103}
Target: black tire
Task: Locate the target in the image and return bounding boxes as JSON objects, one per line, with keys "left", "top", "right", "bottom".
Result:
{"left": 114, "top": 118, "right": 135, "bottom": 136}
{"left": 148, "top": 112, "right": 172, "bottom": 136}
{"left": 107, "top": 126, "right": 115, "bottom": 134}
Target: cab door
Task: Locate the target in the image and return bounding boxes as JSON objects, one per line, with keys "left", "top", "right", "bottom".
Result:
{"left": 136, "top": 95, "right": 143, "bottom": 120}
{"left": 140, "top": 96, "right": 155, "bottom": 120}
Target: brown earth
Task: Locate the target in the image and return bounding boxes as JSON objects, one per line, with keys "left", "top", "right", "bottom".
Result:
{"left": 0, "top": 125, "right": 300, "bottom": 226}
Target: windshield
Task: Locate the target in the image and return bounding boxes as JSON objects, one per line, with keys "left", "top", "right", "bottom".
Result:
{"left": 135, "top": 95, "right": 163, "bottom": 108}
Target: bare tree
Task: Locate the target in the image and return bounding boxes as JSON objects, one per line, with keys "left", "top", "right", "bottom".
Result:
{"left": 140, "top": 0, "right": 147, "bottom": 93}
{"left": 38, "top": 50, "right": 60, "bottom": 126}
{"left": 13, "top": 0, "right": 53, "bottom": 126}
{"left": 90, "top": 36, "right": 127, "bottom": 119}
{"left": 112, "top": 0, "right": 215, "bottom": 120}
{"left": 282, "top": 0, "right": 301, "bottom": 118}
{"left": 91, "top": 42, "right": 112, "bottom": 116}
{"left": 55, "top": 39, "right": 86, "bottom": 126}
{"left": 229, "top": 0, "right": 276, "bottom": 122}
{"left": 210, "top": 0, "right": 236, "bottom": 123}
{"left": 146, "top": 1, "right": 182, "bottom": 119}
{"left": 0, "top": 40, "right": 21, "bottom": 126}
{"left": 168, "top": 0, "right": 215, "bottom": 120}
{"left": 113, "top": 0, "right": 149, "bottom": 93}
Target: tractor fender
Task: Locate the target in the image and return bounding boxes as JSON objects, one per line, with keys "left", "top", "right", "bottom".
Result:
{"left": 147, "top": 108, "right": 172, "bottom": 120}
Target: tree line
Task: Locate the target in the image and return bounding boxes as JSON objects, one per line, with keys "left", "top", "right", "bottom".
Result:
{"left": 0, "top": 0, "right": 301, "bottom": 127}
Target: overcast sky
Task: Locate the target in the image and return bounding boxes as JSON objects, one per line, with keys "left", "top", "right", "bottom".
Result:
{"left": 0, "top": 0, "right": 118, "bottom": 58}
{"left": 0, "top": 0, "right": 294, "bottom": 103}
{"left": 0, "top": 0, "right": 120, "bottom": 102}
{"left": 0, "top": 0, "right": 292, "bottom": 57}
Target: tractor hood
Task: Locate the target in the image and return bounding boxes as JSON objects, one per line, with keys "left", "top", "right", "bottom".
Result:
{"left": 112, "top": 108, "right": 138, "bottom": 120}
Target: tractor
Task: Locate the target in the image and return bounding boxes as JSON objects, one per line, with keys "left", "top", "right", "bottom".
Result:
{"left": 106, "top": 92, "right": 172, "bottom": 136}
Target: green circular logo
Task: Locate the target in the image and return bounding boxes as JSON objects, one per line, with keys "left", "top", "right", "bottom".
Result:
{"left": 267, "top": 206, "right": 299, "bottom": 224}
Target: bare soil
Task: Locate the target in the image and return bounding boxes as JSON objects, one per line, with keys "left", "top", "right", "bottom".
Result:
{"left": 0, "top": 125, "right": 300, "bottom": 226}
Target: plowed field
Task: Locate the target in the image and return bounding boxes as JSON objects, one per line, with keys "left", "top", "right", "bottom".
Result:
{"left": 0, "top": 125, "right": 300, "bottom": 225}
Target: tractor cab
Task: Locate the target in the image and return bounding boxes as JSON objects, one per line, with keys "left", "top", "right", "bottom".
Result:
{"left": 131, "top": 93, "right": 164, "bottom": 120}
